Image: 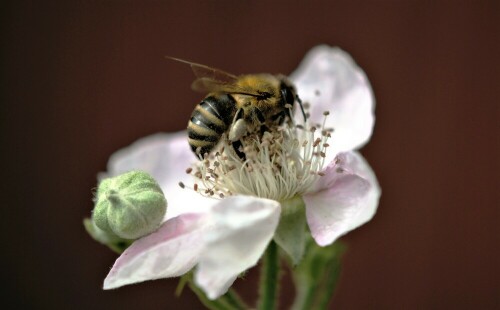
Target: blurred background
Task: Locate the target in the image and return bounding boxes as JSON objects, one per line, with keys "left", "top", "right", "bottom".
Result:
{"left": 1, "top": 1, "right": 498, "bottom": 309}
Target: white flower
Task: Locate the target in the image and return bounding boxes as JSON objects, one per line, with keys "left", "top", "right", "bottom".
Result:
{"left": 101, "top": 46, "right": 381, "bottom": 299}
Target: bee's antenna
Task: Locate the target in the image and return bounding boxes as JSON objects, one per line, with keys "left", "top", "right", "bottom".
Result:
{"left": 296, "top": 95, "right": 307, "bottom": 121}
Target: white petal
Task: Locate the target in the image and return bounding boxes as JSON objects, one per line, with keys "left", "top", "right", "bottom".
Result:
{"left": 290, "top": 45, "right": 375, "bottom": 162}
{"left": 103, "top": 213, "right": 210, "bottom": 289}
{"left": 303, "top": 152, "right": 381, "bottom": 246}
{"left": 194, "top": 196, "right": 281, "bottom": 299}
{"left": 104, "top": 132, "right": 217, "bottom": 219}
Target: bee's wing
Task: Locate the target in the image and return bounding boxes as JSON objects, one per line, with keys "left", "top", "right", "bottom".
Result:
{"left": 191, "top": 77, "right": 262, "bottom": 96}
{"left": 190, "top": 77, "right": 234, "bottom": 93}
{"left": 167, "top": 56, "right": 261, "bottom": 96}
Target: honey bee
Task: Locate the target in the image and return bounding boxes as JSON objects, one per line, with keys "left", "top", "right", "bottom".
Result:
{"left": 168, "top": 57, "right": 306, "bottom": 158}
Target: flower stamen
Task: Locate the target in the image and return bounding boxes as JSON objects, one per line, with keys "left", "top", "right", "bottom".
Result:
{"left": 183, "top": 105, "right": 333, "bottom": 201}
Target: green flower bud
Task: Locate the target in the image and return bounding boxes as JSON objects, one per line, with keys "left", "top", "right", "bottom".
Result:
{"left": 93, "top": 171, "right": 167, "bottom": 239}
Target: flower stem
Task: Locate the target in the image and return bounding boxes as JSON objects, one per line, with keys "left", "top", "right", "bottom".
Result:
{"left": 291, "top": 240, "right": 345, "bottom": 310}
{"left": 258, "top": 241, "right": 280, "bottom": 310}
{"left": 224, "top": 289, "right": 249, "bottom": 309}
{"left": 316, "top": 259, "right": 342, "bottom": 310}
{"left": 183, "top": 273, "right": 249, "bottom": 310}
{"left": 187, "top": 280, "right": 230, "bottom": 310}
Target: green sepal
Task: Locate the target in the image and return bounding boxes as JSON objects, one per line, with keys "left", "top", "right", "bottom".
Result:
{"left": 273, "top": 195, "right": 307, "bottom": 265}
{"left": 83, "top": 218, "right": 133, "bottom": 254}
{"left": 291, "top": 237, "right": 346, "bottom": 310}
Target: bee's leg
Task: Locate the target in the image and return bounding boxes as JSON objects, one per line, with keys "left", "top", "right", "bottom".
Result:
{"left": 231, "top": 140, "right": 246, "bottom": 161}
{"left": 296, "top": 95, "right": 307, "bottom": 122}
{"left": 254, "top": 108, "right": 271, "bottom": 135}
{"left": 228, "top": 108, "right": 245, "bottom": 141}
{"left": 227, "top": 108, "right": 247, "bottom": 160}
{"left": 255, "top": 108, "right": 266, "bottom": 124}
{"left": 229, "top": 119, "right": 247, "bottom": 142}
{"left": 232, "top": 107, "right": 244, "bottom": 123}
{"left": 271, "top": 110, "right": 287, "bottom": 125}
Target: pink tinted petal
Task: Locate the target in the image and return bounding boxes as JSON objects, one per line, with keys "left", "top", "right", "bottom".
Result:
{"left": 194, "top": 196, "right": 281, "bottom": 300}
{"left": 290, "top": 45, "right": 375, "bottom": 161}
{"left": 103, "top": 213, "right": 210, "bottom": 289}
{"left": 304, "top": 152, "right": 380, "bottom": 246}
{"left": 340, "top": 151, "right": 381, "bottom": 227}
{"left": 104, "top": 132, "right": 217, "bottom": 219}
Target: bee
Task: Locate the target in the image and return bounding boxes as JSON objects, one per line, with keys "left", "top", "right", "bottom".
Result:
{"left": 168, "top": 57, "right": 306, "bottom": 159}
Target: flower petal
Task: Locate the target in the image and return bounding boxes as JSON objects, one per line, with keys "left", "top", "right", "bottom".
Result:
{"left": 194, "top": 196, "right": 281, "bottom": 300}
{"left": 104, "top": 132, "right": 217, "bottom": 219}
{"left": 290, "top": 45, "right": 375, "bottom": 161}
{"left": 303, "top": 152, "right": 381, "bottom": 246}
{"left": 103, "top": 213, "right": 210, "bottom": 289}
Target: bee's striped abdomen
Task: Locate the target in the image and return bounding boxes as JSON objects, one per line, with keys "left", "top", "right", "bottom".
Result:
{"left": 188, "top": 94, "right": 236, "bottom": 157}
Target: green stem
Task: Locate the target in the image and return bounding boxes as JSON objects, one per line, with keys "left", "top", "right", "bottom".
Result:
{"left": 258, "top": 241, "right": 280, "bottom": 310}
{"left": 188, "top": 280, "right": 231, "bottom": 310}
{"left": 224, "top": 289, "right": 250, "bottom": 309}
{"left": 184, "top": 273, "right": 249, "bottom": 310}
{"left": 316, "top": 258, "right": 342, "bottom": 310}
{"left": 291, "top": 241, "right": 345, "bottom": 310}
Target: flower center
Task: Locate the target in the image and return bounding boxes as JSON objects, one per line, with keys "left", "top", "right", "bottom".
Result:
{"left": 181, "top": 107, "right": 332, "bottom": 202}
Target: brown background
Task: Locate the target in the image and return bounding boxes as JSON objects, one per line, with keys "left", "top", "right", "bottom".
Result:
{"left": 1, "top": 1, "right": 499, "bottom": 309}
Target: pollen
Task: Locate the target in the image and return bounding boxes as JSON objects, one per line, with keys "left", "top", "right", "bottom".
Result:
{"left": 184, "top": 108, "right": 332, "bottom": 202}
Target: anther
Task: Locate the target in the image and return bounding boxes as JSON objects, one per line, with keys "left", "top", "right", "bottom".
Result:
{"left": 178, "top": 182, "right": 185, "bottom": 189}
{"left": 185, "top": 167, "right": 193, "bottom": 174}
{"left": 323, "top": 111, "right": 330, "bottom": 116}
{"left": 313, "top": 138, "right": 321, "bottom": 147}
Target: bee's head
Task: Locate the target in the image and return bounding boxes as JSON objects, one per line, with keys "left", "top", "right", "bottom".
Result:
{"left": 279, "top": 79, "right": 297, "bottom": 106}
{"left": 279, "top": 78, "right": 306, "bottom": 121}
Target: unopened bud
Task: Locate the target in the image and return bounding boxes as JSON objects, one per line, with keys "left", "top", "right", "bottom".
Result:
{"left": 92, "top": 171, "right": 167, "bottom": 239}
